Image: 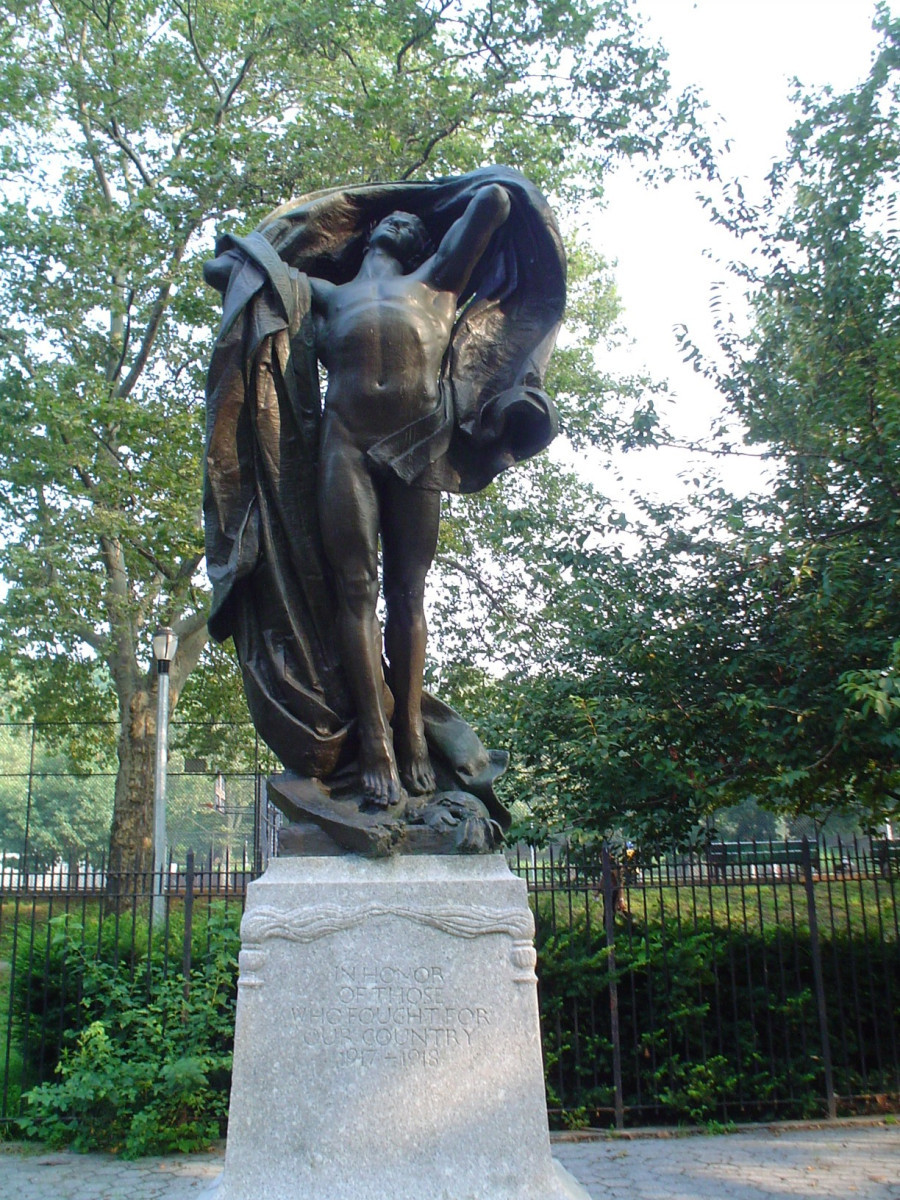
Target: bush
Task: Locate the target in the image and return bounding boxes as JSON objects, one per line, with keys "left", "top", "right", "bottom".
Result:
{"left": 11, "top": 901, "right": 240, "bottom": 1084}
{"left": 12, "top": 909, "right": 147, "bottom": 1086}
{"left": 16, "top": 905, "right": 239, "bottom": 1156}
{"left": 535, "top": 905, "right": 900, "bottom": 1126}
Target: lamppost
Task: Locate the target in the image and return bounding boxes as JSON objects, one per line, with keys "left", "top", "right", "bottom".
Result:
{"left": 152, "top": 626, "right": 178, "bottom": 924}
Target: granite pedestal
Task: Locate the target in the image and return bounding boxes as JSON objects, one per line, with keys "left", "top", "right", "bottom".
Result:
{"left": 207, "top": 855, "right": 590, "bottom": 1200}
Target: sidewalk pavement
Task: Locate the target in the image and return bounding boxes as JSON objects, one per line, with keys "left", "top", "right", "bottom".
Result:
{"left": 554, "top": 1121, "right": 900, "bottom": 1200}
{"left": 0, "top": 1119, "right": 897, "bottom": 1200}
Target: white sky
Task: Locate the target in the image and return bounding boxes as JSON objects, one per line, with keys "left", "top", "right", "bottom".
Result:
{"left": 591, "top": 0, "right": 888, "bottom": 501}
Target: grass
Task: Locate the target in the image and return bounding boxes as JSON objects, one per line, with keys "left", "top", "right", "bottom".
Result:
{"left": 530, "top": 874, "right": 900, "bottom": 942}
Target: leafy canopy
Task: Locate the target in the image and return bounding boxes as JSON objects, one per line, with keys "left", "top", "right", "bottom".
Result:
{"left": 443, "top": 11, "right": 900, "bottom": 845}
{"left": 0, "top": 0, "right": 705, "bottom": 704}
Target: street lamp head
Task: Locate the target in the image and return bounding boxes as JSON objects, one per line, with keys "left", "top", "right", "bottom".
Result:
{"left": 152, "top": 626, "right": 179, "bottom": 664}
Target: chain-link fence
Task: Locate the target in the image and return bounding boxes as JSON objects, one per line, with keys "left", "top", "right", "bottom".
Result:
{"left": 0, "top": 720, "right": 280, "bottom": 873}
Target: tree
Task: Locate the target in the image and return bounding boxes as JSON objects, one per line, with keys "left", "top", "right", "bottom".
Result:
{"left": 486, "top": 10, "right": 900, "bottom": 846}
{"left": 0, "top": 0, "right": 708, "bottom": 879}
{"left": 689, "top": 9, "right": 900, "bottom": 828}
{"left": 436, "top": 448, "right": 898, "bottom": 848}
{"left": 0, "top": 721, "right": 115, "bottom": 869}
{"left": 430, "top": 12, "right": 900, "bottom": 848}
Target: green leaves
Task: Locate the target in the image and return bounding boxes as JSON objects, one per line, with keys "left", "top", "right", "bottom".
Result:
{"left": 17, "top": 905, "right": 240, "bottom": 1156}
{"left": 0, "top": 0, "right": 712, "bottom": 868}
{"left": 645, "top": 12, "right": 900, "bottom": 834}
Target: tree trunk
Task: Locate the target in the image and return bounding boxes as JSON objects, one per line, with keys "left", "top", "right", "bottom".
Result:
{"left": 103, "top": 620, "right": 208, "bottom": 906}
{"left": 106, "top": 684, "right": 156, "bottom": 903}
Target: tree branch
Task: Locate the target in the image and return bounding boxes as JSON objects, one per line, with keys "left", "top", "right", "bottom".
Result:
{"left": 136, "top": 572, "right": 165, "bottom": 630}
{"left": 214, "top": 50, "right": 258, "bottom": 127}
{"left": 176, "top": 551, "right": 204, "bottom": 582}
{"left": 71, "top": 620, "right": 105, "bottom": 655}
{"left": 116, "top": 221, "right": 200, "bottom": 400}
{"left": 174, "top": 607, "right": 210, "bottom": 641}
{"left": 399, "top": 115, "right": 467, "bottom": 179}
{"left": 440, "top": 553, "right": 514, "bottom": 620}
{"left": 395, "top": 2, "right": 453, "bottom": 74}
{"left": 106, "top": 117, "right": 155, "bottom": 189}
{"left": 75, "top": 99, "right": 114, "bottom": 205}
{"left": 57, "top": 429, "right": 98, "bottom": 493}
{"left": 174, "top": 0, "right": 223, "bottom": 100}
{"left": 101, "top": 534, "right": 130, "bottom": 603}
{"left": 107, "top": 285, "right": 134, "bottom": 385}
{"left": 126, "top": 539, "right": 178, "bottom": 581}
{"left": 125, "top": 541, "right": 202, "bottom": 585}
{"left": 477, "top": 0, "right": 508, "bottom": 72}
{"left": 100, "top": 534, "right": 141, "bottom": 692}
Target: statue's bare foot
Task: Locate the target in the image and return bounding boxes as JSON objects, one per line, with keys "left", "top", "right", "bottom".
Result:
{"left": 395, "top": 723, "right": 436, "bottom": 796}
{"left": 359, "top": 736, "right": 403, "bottom": 808}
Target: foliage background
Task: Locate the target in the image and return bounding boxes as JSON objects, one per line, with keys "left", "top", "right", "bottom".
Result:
{"left": 0, "top": 0, "right": 711, "bottom": 870}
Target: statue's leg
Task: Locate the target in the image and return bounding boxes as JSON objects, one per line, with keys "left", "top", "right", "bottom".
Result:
{"left": 317, "top": 425, "right": 401, "bottom": 808}
{"left": 381, "top": 476, "right": 439, "bottom": 797}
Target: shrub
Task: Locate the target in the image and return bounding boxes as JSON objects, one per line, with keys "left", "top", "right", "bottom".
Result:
{"left": 535, "top": 907, "right": 900, "bottom": 1126}
{"left": 17, "top": 906, "right": 239, "bottom": 1156}
{"left": 11, "top": 901, "right": 241, "bottom": 1084}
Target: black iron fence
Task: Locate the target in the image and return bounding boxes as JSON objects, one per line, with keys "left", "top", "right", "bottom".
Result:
{"left": 513, "top": 838, "right": 900, "bottom": 1127}
{"left": 0, "top": 847, "right": 251, "bottom": 1127}
{"left": 1, "top": 836, "right": 898, "bottom": 1131}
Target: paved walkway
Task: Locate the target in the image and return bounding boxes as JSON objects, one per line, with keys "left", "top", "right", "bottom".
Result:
{"left": 0, "top": 1120, "right": 897, "bottom": 1199}
{"left": 554, "top": 1122, "right": 900, "bottom": 1200}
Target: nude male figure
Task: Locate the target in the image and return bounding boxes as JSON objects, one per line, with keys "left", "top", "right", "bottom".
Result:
{"left": 309, "top": 184, "right": 511, "bottom": 808}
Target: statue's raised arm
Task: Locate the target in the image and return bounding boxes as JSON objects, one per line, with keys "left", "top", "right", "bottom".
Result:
{"left": 424, "top": 183, "right": 511, "bottom": 296}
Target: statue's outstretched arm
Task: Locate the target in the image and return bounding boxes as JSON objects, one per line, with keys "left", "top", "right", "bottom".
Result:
{"left": 424, "top": 183, "right": 511, "bottom": 297}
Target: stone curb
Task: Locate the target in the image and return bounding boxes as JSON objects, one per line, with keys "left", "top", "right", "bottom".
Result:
{"left": 550, "top": 1114, "right": 899, "bottom": 1141}
{"left": 2, "top": 1114, "right": 895, "bottom": 1156}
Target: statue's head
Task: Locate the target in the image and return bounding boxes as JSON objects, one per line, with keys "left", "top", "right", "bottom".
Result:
{"left": 367, "top": 211, "right": 433, "bottom": 270}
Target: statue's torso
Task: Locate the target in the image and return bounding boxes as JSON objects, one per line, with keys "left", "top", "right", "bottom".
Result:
{"left": 315, "top": 273, "right": 456, "bottom": 442}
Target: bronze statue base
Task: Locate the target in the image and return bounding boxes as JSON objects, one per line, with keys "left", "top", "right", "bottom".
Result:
{"left": 268, "top": 773, "right": 502, "bottom": 857}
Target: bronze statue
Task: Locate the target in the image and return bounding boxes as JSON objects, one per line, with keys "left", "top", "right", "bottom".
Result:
{"left": 204, "top": 168, "right": 565, "bottom": 854}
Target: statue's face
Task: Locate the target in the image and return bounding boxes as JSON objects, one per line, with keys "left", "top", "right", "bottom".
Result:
{"left": 368, "top": 212, "right": 429, "bottom": 269}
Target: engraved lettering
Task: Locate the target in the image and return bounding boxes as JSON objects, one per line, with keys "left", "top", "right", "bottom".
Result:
{"left": 295, "top": 962, "right": 491, "bottom": 1069}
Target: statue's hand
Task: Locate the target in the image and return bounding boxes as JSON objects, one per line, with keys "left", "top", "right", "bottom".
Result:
{"left": 417, "top": 790, "right": 501, "bottom": 853}
{"left": 454, "top": 815, "right": 502, "bottom": 854}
